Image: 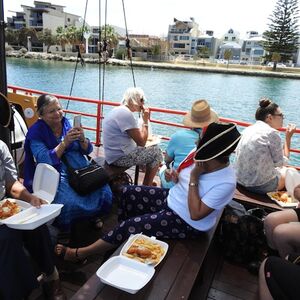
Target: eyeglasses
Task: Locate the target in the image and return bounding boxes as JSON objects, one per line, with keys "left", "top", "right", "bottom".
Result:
{"left": 273, "top": 113, "right": 284, "bottom": 119}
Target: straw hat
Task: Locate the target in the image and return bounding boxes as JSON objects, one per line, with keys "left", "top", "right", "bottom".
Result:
{"left": 183, "top": 100, "right": 219, "bottom": 128}
{"left": 194, "top": 122, "right": 241, "bottom": 162}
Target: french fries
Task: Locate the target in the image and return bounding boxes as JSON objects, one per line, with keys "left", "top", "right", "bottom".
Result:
{"left": 270, "top": 191, "right": 293, "bottom": 203}
{"left": 0, "top": 199, "right": 21, "bottom": 219}
{"left": 123, "top": 237, "right": 165, "bottom": 265}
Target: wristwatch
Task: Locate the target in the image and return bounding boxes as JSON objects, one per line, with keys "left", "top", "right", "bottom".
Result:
{"left": 189, "top": 182, "right": 198, "bottom": 187}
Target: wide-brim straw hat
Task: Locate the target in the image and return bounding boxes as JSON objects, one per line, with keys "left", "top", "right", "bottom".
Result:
{"left": 183, "top": 99, "right": 219, "bottom": 128}
{"left": 194, "top": 122, "right": 241, "bottom": 162}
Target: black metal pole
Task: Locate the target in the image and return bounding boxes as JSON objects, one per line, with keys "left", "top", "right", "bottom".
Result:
{"left": 0, "top": 0, "right": 10, "bottom": 147}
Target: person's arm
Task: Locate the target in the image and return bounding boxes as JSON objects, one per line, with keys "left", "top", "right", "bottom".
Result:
{"left": 188, "top": 163, "right": 213, "bottom": 220}
{"left": 269, "top": 132, "right": 285, "bottom": 167}
{"left": 283, "top": 124, "right": 296, "bottom": 158}
{"left": 7, "top": 180, "right": 46, "bottom": 207}
{"left": 127, "top": 125, "right": 148, "bottom": 146}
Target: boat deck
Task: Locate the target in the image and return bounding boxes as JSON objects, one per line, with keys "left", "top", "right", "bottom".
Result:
{"left": 29, "top": 146, "right": 258, "bottom": 300}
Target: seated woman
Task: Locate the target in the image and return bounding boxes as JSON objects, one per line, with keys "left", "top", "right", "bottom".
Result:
{"left": 259, "top": 255, "right": 300, "bottom": 300}
{"left": 24, "top": 94, "right": 113, "bottom": 231}
{"left": 159, "top": 99, "right": 218, "bottom": 189}
{"left": 0, "top": 139, "right": 66, "bottom": 300}
{"left": 103, "top": 87, "right": 163, "bottom": 186}
{"left": 264, "top": 184, "right": 300, "bottom": 258}
{"left": 55, "top": 122, "right": 241, "bottom": 262}
{"left": 234, "top": 97, "right": 296, "bottom": 194}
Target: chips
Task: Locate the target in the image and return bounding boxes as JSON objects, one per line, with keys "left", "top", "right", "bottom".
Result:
{"left": 123, "top": 237, "right": 165, "bottom": 265}
{"left": 269, "top": 191, "right": 293, "bottom": 203}
{"left": 0, "top": 199, "right": 21, "bottom": 219}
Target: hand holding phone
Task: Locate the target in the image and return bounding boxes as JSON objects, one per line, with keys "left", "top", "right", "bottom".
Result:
{"left": 73, "top": 115, "right": 81, "bottom": 128}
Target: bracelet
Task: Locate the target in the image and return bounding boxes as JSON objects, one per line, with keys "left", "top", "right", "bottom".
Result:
{"left": 61, "top": 140, "right": 66, "bottom": 148}
{"left": 189, "top": 182, "right": 198, "bottom": 187}
{"left": 143, "top": 123, "right": 148, "bottom": 127}
{"left": 79, "top": 138, "right": 86, "bottom": 143}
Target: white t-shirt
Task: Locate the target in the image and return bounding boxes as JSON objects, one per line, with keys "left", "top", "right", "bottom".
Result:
{"left": 167, "top": 164, "right": 236, "bottom": 231}
{"left": 103, "top": 106, "right": 138, "bottom": 164}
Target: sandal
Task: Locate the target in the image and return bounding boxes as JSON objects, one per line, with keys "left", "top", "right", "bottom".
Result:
{"left": 55, "top": 244, "right": 87, "bottom": 265}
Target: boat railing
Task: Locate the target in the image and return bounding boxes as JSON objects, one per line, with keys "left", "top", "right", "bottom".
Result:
{"left": 8, "top": 84, "right": 300, "bottom": 170}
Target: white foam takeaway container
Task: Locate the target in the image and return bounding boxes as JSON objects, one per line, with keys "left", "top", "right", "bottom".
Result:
{"left": 32, "top": 163, "right": 59, "bottom": 204}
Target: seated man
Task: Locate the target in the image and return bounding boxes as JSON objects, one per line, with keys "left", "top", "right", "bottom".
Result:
{"left": 0, "top": 139, "right": 65, "bottom": 300}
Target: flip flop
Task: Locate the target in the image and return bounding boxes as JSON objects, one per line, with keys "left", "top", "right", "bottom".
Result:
{"left": 55, "top": 244, "right": 87, "bottom": 265}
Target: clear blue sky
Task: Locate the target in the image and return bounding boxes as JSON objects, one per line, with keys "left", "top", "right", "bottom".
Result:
{"left": 5, "top": 0, "right": 278, "bottom": 37}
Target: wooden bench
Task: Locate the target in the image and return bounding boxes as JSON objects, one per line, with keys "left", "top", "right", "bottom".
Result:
{"left": 93, "top": 156, "right": 139, "bottom": 185}
{"left": 233, "top": 184, "right": 283, "bottom": 211}
{"left": 70, "top": 211, "right": 223, "bottom": 300}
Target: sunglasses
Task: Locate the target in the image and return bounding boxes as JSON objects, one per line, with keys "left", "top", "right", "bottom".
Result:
{"left": 273, "top": 113, "right": 284, "bottom": 119}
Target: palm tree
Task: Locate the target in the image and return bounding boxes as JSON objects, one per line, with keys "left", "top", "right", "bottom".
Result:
{"left": 56, "top": 26, "right": 68, "bottom": 51}
{"left": 224, "top": 49, "right": 233, "bottom": 69}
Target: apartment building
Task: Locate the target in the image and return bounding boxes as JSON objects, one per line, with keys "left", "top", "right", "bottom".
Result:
{"left": 241, "top": 31, "right": 265, "bottom": 64}
{"left": 7, "top": 1, "right": 81, "bottom": 33}
{"left": 168, "top": 18, "right": 200, "bottom": 55}
{"left": 218, "top": 29, "right": 241, "bottom": 61}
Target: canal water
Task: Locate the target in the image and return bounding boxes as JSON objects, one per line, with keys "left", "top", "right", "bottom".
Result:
{"left": 6, "top": 57, "right": 300, "bottom": 165}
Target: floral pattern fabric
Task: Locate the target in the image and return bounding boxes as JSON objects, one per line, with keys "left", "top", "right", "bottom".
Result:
{"left": 234, "top": 120, "right": 283, "bottom": 187}
{"left": 102, "top": 185, "right": 203, "bottom": 245}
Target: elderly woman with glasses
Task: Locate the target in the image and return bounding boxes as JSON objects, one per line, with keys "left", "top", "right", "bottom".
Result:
{"left": 24, "top": 94, "right": 113, "bottom": 231}
{"left": 234, "top": 97, "right": 296, "bottom": 194}
{"left": 102, "top": 87, "right": 162, "bottom": 186}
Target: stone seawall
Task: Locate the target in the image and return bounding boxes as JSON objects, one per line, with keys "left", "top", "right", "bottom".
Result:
{"left": 6, "top": 50, "right": 300, "bottom": 80}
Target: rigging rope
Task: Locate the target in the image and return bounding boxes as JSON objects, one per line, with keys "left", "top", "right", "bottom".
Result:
{"left": 122, "top": 0, "right": 136, "bottom": 87}
{"left": 65, "top": 0, "right": 89, "bottom": 114}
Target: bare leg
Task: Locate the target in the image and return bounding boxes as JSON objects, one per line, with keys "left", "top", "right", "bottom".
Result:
{"left": 55, "top": 239, "right": 117, "bottom": 261}
{"left": 273, "top": 222, "right": 300, "bottom": 258}
{"left": 264, "top": 210, "right": 298, "bottom": 250}
{"left": 258, "top": 259, "right": 273, "bottom": 300}
{"left": 143, "top": 165, "right": 159, "bottom": 186}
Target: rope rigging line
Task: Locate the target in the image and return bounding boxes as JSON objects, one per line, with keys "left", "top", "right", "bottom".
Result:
{"left": 101, "top": 0, "right": 108, "bottom": 101}
{"left": 65, "top": 0, "right": 89, "bottom": 114}
{"left": 122, "top": 0, "right": 136, "bottom": 87}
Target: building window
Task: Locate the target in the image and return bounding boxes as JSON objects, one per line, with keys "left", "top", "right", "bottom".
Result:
{"left": 224, "top": 37, "right": 228, "bottom": 41}
{"left": 179, "top": 36, "right": 189, "bottom": 40}
{"left": 67, "top": 18, "right": 70, "bottom": 22}
{"left": 173, "top": 43, "right": 185, "bottom": 48}
{"left": 232, "top": 37, "right": 236, "bottom": 41}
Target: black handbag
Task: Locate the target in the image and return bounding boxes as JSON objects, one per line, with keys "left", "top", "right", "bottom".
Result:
{"left": 62, "top": 155, "right": 109, "bottom": 196}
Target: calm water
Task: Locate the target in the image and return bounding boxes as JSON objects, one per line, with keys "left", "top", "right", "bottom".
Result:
{"left": 6, "top": 57, "right": 300, "bottom": 165}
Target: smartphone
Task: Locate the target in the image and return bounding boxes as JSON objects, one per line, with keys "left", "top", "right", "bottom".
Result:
{"left": 73, "top": 115, "right": 81, "bottom": 128}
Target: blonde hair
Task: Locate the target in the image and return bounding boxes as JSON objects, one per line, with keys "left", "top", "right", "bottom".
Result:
{"left": 121, "top": 87, "right": 145, "bottom": 106}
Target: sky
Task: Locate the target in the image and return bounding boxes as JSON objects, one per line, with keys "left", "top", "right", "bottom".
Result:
{"left": 4, "top": 0, "right": 278, "bottom": 38}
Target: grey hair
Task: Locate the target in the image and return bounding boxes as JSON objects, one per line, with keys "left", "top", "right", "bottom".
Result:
{"left": 121, "top": 87, "right": 146, "bottom": 106}
{"left": 36, "top": 94, "right": 58, "bottom": 116}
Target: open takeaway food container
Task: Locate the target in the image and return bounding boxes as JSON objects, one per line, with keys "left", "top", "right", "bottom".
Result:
{"left": 96, "top": 234, "right": 169, "bottom": 294}
{"left": 0, "top": 163, "right": 62, "bottom": 230}
{"left": 32, "top": 163, "right": 60, "bottom": 204}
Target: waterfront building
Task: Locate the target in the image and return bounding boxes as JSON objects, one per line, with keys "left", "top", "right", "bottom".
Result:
{"left": 241, "top": 31, "right": 265, "bottom": 65}
{"left": 7, "top": 1, "right": 81, "bottom": 33}
{"left": 196, "top": 30, "right": 218, "bottom": 59}
{"left": 168, "top": 17, "right": 200, "bottom": 56}
{"left": 217, "top": 29, "right": 241, "bottom": 61}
